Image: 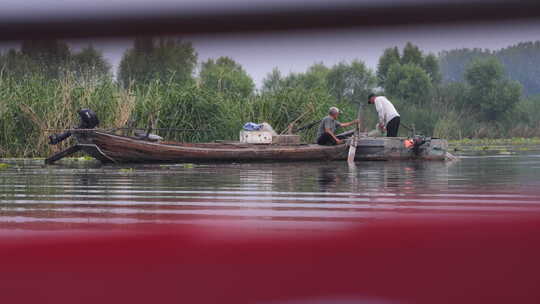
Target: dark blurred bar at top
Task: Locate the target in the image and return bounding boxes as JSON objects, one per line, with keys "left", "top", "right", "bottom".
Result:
{"left": 1, "top": 0, "right": 540, "bottom": 41}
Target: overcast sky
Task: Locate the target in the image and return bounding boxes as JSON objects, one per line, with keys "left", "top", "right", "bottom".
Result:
{"left": 2, "top": 1, "right": 540, "bottom": 87}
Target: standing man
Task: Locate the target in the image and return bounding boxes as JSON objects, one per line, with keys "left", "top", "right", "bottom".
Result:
{"left": 368, "top": 94, "right": 400, "bottom": 137}
{"left": 316, "top": 107, "right": 359, "bottom": 145}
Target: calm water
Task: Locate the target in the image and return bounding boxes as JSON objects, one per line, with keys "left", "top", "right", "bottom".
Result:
{"left": 1, "top": 149, "right": 540, "bottom": 233}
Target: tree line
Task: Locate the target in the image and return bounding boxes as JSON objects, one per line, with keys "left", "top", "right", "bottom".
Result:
{"left": 0, "top": 40, "right": 110, "bottom": 81}
{"left": 439, "top": 41, "right": 540, "bottom": 96}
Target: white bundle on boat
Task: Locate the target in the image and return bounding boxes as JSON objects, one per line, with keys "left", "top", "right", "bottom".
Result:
{"left": 259, "top": 122, "right": 278, "bottom": 136}
{"left": 240, "top": 122, "right": 278, "bottom": 144}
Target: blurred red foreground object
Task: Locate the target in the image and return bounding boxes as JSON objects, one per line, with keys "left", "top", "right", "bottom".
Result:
{"left": 1, "top": 217, "right": 539, "bottom": 304}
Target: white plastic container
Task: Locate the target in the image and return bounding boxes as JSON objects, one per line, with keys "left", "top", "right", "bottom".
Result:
{"left": 239, "top": 131, "right": 273, "bottom": 144}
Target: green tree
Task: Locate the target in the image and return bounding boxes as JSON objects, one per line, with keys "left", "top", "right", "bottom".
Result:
{"left": 376, "top": 43, "right": 442, "bottom": 107}
{"left": 199, "top": 56, "right": 254, "bottom": 97}
{"left": 438, "top": 48, "right": 491, "bottom": 83}
{"left": 423, "top": 54, "right": 441, "bottom": 84}
{"left": 376, "top": 47, "right": 400, "bottom": 86}
{"left": 465, "top": 57, "right": 522, "bottom": 121}
{"left": 262, "top": 68, "right": 284, "bottom": 93}
{"left": 401, "top": 42, "right": 441, "bottom": 84}
{"left": 118, "top": 36, "right": 197, "bottom": 87}
{"left": 436, "top": 81, "right": 470, "bottom": 109}
{"left": 496, "top": 41, "right": 540, "bottom": 96}
{"left": 18, "top": 40, "right": 71, "bottom": 78}
{"left": 384, "top": 63, "right": 433, "bottom": 105}
{"left": 401, "top": 42, "right": 424, "bottom": 66}
{"left": 1, "top": 41, "right": 111, "bottom": 81}
{"left": 514, "top": 94, "right": 540, "bottom": 130}
{"left": 69, "top": 45, "right": 111, "bottom": 80}
{"left": 439, "top": 42, "right": 540, "bottom": 95}
{"left": 284, "top": 63, "right": 330, "bottom": 90}
{"left": 0, "top": 49, "right": 37, "bottom": 78}
{"left": 20, "top": 40, "right": 71, "bottom": 64}
{"left": 326, "top": 60, "right": 376, "bottom": 103}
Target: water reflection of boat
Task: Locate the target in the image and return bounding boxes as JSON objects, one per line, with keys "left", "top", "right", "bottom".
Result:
{"left": 45, "top": 129, "right": 450, "bottom": 164}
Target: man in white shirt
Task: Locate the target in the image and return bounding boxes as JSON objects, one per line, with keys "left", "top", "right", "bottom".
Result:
{"left": 368, "top": 93, "right": 400, "bottom": 137}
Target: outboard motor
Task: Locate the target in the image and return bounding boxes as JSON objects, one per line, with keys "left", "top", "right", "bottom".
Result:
{"left": 404, "top": 135, "right": 429, "bottom": 156}
{"left": 78, "top": 108, "right": 99, "bottom": 129}
{"left": 49, "top": 109, "right": 99, "bottom": 145}
{"left": 411, "top": 135, "right": 427, "bottom": 155}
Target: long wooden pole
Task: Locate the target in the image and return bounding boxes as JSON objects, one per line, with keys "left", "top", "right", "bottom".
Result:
{"left": 280, "top": 103, "right": 315, "bottom": 135}
{"left": 347, "top": 104, "right": 362, "bottom": 166}
{"left": 280, "top": 110, "right": 312, "bottom": 135}
{"left": 45, "top": 145, "right": 82, "bottom": 164}
{"left": 43, "top": 128, "right": 206, "bottom": 133}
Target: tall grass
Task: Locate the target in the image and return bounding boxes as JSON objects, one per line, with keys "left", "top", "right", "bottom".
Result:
{"left": 0, "top": 74, "right": 359, "bottom": 157}
{"left": 0, "top": 73, "right": 135, "bottom": 157}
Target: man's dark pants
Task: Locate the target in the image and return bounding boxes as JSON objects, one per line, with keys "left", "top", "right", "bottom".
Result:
{"left": 317, "top": 133, "right": 348, "bottom": 145}
{"left": 386, "top": 116, "right": 400, "bottom": 137}
{"left": 317, "top": 133, "right": 337, "bottom": 145}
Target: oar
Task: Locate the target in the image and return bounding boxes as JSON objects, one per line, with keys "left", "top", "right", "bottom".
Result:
{"left": 347, "top": 133, "right": 357, "bottom": 166}
{"left": 295, "top": 120, "right": 322, "bottom": 132}
{"left": 280, "top": 104, "right": 315, "bottom": 135}
{"left": 347, "top": 103, "right": 362, "bottom": 166}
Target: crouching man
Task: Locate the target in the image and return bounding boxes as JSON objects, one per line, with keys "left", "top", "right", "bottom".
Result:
{"left": 367, "top": 94, "right": 400, "bottom": 137}
{"left": 316, "top": 107, "right": 358, "bottom": 145}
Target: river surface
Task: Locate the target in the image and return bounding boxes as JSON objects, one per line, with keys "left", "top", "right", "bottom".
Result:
{"left": 1, "top": 149, "right": 540, "bottom": 234}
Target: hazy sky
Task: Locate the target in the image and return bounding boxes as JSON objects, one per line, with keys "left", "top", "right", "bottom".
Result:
{"left": 3, "top": 18, "right": 540, "bottom": 88}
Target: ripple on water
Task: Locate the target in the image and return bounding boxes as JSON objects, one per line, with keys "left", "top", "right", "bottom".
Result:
{"left": 1, "top": 155, "right": 540, "bottom": 233}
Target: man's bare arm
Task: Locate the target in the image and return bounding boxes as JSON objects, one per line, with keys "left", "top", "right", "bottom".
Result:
{"left": 340, "top": 119, "right": 359, "bottom": 128}
{"left": 325, "top": 128, "right": 342, "bottom": 144}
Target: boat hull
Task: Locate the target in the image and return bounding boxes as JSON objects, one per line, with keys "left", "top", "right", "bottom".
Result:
{"left": 75, "top": 131, "right": 448, "bottom": 164}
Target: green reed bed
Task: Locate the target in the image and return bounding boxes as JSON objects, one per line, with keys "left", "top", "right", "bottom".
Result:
{"left": 0, "top": 74, "right": 359, "bottom": 157}
{"left": 0, "top": 74, "right": 134, "bottom": 157}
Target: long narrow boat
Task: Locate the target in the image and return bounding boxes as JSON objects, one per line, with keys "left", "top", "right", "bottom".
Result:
{"left": 44, "top": 130, "right": 450, "bottom": 164}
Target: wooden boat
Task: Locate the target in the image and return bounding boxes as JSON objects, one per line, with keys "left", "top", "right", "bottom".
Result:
{"left": 45, "top": 130, "right": 450, "bottom": 164}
